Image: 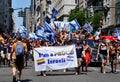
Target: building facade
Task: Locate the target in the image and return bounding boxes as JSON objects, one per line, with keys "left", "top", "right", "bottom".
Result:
{"left": 30, "top": 0, "right": 49, "bottom": 32}
{"left": 116, "top": 0, "right": 120, "bottom": 26}
{"left": 102, "top": 0, "right": 116, "bottom": 29}
{"left": 23, "top": 7, "right": 31, "bottom": 32}
{"left": 0, "top": 0, "right": 13, "bottom": 33}
{"left": 51, "top": 0, "right": 77, "bottom": 21}
{"left": 30, "top": 0, "right": 36, "bottom": 32}
{"left": 87, "top": 0, "right": 116, "bottom": 29}
{"left": 76, "top": 0, "right": 87, "bottom": 10}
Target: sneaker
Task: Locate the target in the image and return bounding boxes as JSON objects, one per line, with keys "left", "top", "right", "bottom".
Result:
{"left": 75, "top": 72, "right": 78, "bottom": 75}
{"left": 103, "top": 70, "right": 106, "bottom": 74}
{"left": 64, "top": 69, "right": 66, "bottom": 72}
{"left": 17, "top": 80, "right": 21, "bottom": 82}
{"left": 13, "top": 76, "right": 16, "bottom": 82}
{"left": 43, "top": 73, "right": 46, "bottom": 77}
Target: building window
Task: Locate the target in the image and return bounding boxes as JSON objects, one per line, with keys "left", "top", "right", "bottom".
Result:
{"left": 5, "top": 14, "right": 7, "bottom": 18}
{"left": 4, "top": 20, "right": 6, "bottom": 23}
{"left": 75, "top": 0, "right": 78, "bottom": 4}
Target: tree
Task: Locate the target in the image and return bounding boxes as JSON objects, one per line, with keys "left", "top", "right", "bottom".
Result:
{"left": 68, "top": 7, "right": 103, "bottom": 31}
{"left": 68, "top": 7, "right": 85, "bottom": 26}
{"left": 91, "top": 13, "right": 103, "bottom": 30}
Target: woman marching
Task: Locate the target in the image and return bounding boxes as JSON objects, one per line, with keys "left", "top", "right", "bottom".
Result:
{"left": 82, "top": 40, "right": 92, "bottom": 72}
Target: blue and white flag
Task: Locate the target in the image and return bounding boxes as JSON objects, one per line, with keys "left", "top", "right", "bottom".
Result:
{"left": 70, "top": 19, "right": 81, "bottom": 30}
{"left": 45, "top": 7, "right": 58, "bottom": 23}
{"left": 51, "top": 8, "right": 58, "bottom": 18}
{"left": 69, "top": 23, "right": 76, "bottom": 32}
{"left": 18, "top": 26, "right": 27, "bottom": 38}
{"left": 18, "top": 25, "right": 27, "bottom": 34}
{"left": 113, "top": 28, "right": 120, "bottom": 40}
{"left": 45, "top": 33, "right": 56, "bottom": 43}
{"left": 36, "top": 25, "right": 45, "bottom": 38}
{"left": 44, "top": 21, "right": 54, "bottom": 33}
{"left": 84, "top": 22, "right": 93, "bottom": 33}
{"left": 29, "top": 32, "right": 36, "bottom": 39}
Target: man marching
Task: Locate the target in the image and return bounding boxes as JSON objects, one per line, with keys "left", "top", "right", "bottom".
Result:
{"left": 11, "top": 37, "right": 27, "bottom": 82}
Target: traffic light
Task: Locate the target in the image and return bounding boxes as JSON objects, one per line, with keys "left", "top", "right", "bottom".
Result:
{"left": 18, "top": 10, "right": 24, "bottom": 17}
{"left": 9, "top": 8, "right": 14, "bottom": 13}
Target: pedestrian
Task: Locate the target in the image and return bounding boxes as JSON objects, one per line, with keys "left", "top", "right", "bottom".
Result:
{"left": 11, "top": 37, "right": 27, "bottom": 82}
{"left": 82, "top": 40, "right": 92, "bottom": 72}
{"left": 7, "top": 39, "right": 12, "bottom": 66}
{"left": 75, "top": 39, "right": 83, "bottom": 75}
{"left": 97, "top": 38, "right": 109, "bottom": 74}
{"left": 108, "top": 41, "right": 118, "bottom": 73}
{"left": 117, "top": 42, "right": 120, "bottom": 66}
{"left": 2, "top": 39, "right": 8, "bottom": 66}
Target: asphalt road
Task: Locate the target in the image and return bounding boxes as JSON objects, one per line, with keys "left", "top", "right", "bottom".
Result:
{"left": 0, "top": 62, "right": 120, "bottom": 82}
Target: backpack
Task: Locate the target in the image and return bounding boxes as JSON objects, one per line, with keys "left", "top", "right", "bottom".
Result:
{"left": 15, "top": 42, "right": 24, "bottom": 56}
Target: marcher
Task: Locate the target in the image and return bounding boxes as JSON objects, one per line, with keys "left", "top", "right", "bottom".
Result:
{"left": 11, "top": 37, "right": 27, "bottom": 82}
{"left": 117, "top": 42, "right": 120, "bottom": 67}
{"left": 97, "top": 38, "right": 109, "bottom": 74}
{"left": 75, "top": 39, "right": 83, "bottom": 75}
{"left": 7, "top": 39, "right": 12, "bottom": 66}
{"left": 2, "top": 39, "right": 8, "bottom": 66}
{"left": 82, "top": 40, "right": 92, "bottom": 72}
{"left": 108, "top": 41, "right": 118, "bottom": 73}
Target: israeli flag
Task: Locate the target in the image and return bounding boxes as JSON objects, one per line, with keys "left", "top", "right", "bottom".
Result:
{"left": 51, "top": 8, "right": 58, "bottom": 18}
{"left": 29, "top": 32, "right": 36, "bottom": 39}
{"left": 84, "top": 22, "right": 93, "bottom": 33}
{"left": 17, "top": 26, "right": 27, "bottom": 38}
{"left": 36, "top": 25, "right": 45, "bottom": 38}
{"left": 113, "top": 28, "right": 120, "bottom": 40}
{"left": 70, "top": 19, "right": 81, "bottom": 30}
{"left": 45, "top": 33, "right": 56, "bottom": 43}
{"left": 18, "top": 25, "right": 27, "bottom": 34}
{"left": 44, "top": 20, "right": 54, "bottom": 33}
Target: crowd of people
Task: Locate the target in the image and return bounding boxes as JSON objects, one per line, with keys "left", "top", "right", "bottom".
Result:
{"left": 0, "top": 29, "right": 120, "bottom": 82}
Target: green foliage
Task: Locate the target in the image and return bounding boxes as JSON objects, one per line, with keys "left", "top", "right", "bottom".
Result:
{"left": 91, "top": 13, "right": 103, "bottom": 29}
{"left": 68, "top": 7, "right": 103, "bottom": 31}
{"left": 68, "top": 7, "right": 85, "bottom": 26}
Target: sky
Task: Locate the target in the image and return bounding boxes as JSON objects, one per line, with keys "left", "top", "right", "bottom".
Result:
{"left": 12, "top": 0, "right": 31, "bottom": 31}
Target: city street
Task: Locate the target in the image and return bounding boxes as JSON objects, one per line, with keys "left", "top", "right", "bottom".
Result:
{"left": 1, "top": 0, "right": 120, "bottom": 82}
{"left": 0, "top": 62, "right": 120, "bottom": 82}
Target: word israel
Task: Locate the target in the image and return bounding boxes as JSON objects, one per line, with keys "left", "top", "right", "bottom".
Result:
{"left": 33, "top": 45, "right": 78, "bottom": 71}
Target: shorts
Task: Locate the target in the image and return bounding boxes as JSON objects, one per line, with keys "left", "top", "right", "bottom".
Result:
{"left": 110, "top": 55, "right": 117, "bottom": 62}
{"left": 77, "top": 58, "right": 82, "bottom": 66}
{"left": 11, "top": 55, "right": 24, "bottom": 70}
{"left": 99, "top": 54, "right": 107, "bottom": 60}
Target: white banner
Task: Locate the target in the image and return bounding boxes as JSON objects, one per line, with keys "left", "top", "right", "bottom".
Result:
{"left": 54, "top": 21, "right": 70, "bottom": 31}
{"left": 34, "top": 45, "right": 78, "bottom": 71}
